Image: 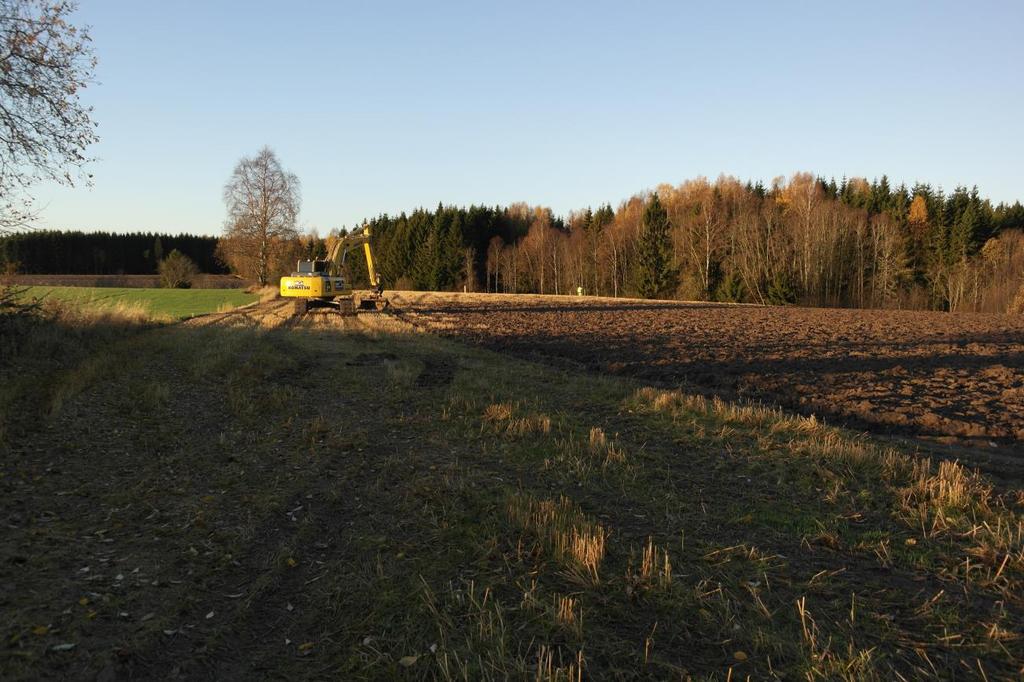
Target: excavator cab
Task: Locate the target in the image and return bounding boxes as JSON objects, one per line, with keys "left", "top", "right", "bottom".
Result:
{"left": 295, "top": 260, "right": 329, "bottom": 275}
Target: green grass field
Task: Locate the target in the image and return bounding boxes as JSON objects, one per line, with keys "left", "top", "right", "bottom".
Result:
{"left": 19, "top": 286, "right": 258, "bottom": 319}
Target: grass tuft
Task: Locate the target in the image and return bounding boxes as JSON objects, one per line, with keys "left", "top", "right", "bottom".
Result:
{"left": 552, "top": 594, "right": 583, "bottom": 637}
{"left": 534, "top": 645, "right": 584, "bottom": 682}
{"left": 483, "top": 401, "right": 552, "bottom": 437}
{"left": 626, "top": 537, "right": 673, "bottom": 592}
{"left": 483, "top": 401, "right": 515, "bottom": 422}
{"left": 507, "top": 493, "right": 607, "bottom": 583}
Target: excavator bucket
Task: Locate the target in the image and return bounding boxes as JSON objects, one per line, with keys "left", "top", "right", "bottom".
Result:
{"left": 358, "top": 297, "right": 390, "bottom": 312}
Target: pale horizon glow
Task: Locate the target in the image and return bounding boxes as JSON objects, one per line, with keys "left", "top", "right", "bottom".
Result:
{"left": 30, "top": 0, "right": 1024, "bottom": 236}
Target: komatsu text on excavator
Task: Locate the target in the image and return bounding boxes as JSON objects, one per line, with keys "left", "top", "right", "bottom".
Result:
{"left": 279, "top": 226, "right": 389, "bottom": 316}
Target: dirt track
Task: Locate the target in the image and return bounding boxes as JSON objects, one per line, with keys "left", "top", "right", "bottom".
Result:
{"left": 391, "top": 292, "right": 1024, "bottom": 450}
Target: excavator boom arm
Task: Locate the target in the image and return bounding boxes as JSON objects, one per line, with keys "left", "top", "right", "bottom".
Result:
{"left": 326, "top": 227, "right": 381, "bottom": 287}
{"left": 362, "top": 240, "right": 380, "bottom": 289}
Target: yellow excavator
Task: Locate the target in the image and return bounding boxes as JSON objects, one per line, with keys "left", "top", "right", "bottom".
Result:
{"left": 279, "top": 226, "right": 389, "bottom": 316}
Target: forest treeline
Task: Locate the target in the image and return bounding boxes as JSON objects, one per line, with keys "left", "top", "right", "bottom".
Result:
{"left": 332, "top": 173, "right": 1024, "bottom": 313}
{"left": 0, "top": 231, "right": 226, "bottom": 275}
{"left": 4, "top": 173, "right": 1024, "bottom": 312}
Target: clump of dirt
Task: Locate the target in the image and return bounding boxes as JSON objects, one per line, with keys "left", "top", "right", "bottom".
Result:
{"left": 414, "top": 357, "right": 456, "bottom": 387}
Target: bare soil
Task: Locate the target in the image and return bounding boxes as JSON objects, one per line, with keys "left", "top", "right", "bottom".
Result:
{"left": 391, "top": 292, "right": 1024, "bottom": 450}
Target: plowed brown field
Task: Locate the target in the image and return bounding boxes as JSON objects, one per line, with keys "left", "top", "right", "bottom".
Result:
{"left": 393, "top": 292, "right": 1024, "bottom": 449}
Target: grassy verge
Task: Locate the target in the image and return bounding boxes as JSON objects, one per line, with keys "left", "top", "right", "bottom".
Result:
{"left": 18, "top": 286, "right": 258, "bottom": 319}
{"left": 1, "top": 310, "right": 1021, "bottom": 679}
{"left": 0, "top": 294, "right": 163, "bottom": 448}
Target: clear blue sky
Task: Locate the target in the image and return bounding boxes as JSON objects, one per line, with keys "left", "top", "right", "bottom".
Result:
{"left": 35, "top": 0, "right": 1024, "bottom": 236}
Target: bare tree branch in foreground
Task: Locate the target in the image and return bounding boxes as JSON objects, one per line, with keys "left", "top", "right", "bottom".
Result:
{"left": 0, "top": 0, "right": 97, "bottom": 233}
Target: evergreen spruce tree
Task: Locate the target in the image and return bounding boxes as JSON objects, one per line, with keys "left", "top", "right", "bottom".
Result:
{"left": 382, "top": 213, "right": 417, "bottom": 283}
{"left": 412, "top": 224, "right": 440, "bottom": 290}
{"left": 312, "top": 236, "right": 328, "bottom": 260}
{"left": 580, "top": 208, "right": 593, "bottom": 233}
{"left": 153, "top": 236, "right": 164, "bottom": 271}
{"left": 950, "top": 203, "right": 980, "bottom": 260}
{"left": 438, "top": 214, "right": 464, "bottom": 288}
{"left": 766, "top": 270, "right": 797, "bottom": 305}
{"left": 993, "top": 201, "right": 1024, "bottom": 232}
{"left": 405, "top": 209, "right": 440, "bottom": 289}
{"left": 634, "top": 194, "right": 674, "bottom": 298}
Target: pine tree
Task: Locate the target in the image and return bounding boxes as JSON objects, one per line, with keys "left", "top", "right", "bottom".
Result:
{"left": 634, "top": 194, "right": 674, "bottom": 298}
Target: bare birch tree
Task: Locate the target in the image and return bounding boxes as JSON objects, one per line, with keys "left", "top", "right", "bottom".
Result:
{"left": 221, "top": 147, "right": 300, "bottom": 285}
{"left": 688, "top": 183, "right": 725, "bottom": 299}
{"left": 867, "top": 214, "right": 910, "bottom": 307}
{"left": 520, "top": 209, "right": 555, "bottom": 294}
{"left": 485, "top": 235, "right": 503, "bottom": 292}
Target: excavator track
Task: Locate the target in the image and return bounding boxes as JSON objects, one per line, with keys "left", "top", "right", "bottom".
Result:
{"left": 289, "top": 294, "right": 391, "bottom": 320}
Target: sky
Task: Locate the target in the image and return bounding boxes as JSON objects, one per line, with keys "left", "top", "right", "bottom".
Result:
{"left": 32, "top": 0, "right": 1024, "bottom": 236}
